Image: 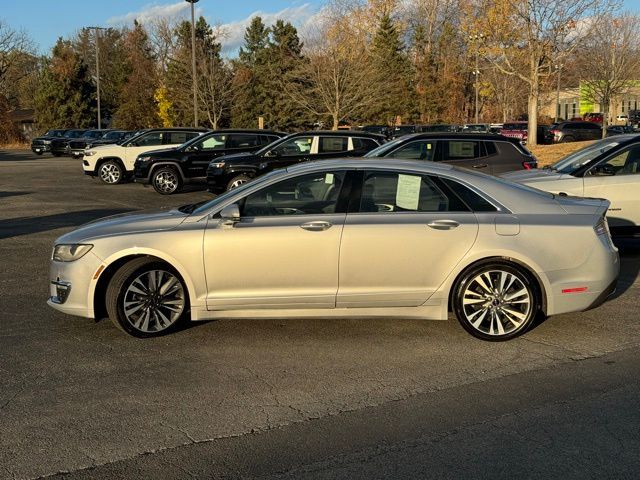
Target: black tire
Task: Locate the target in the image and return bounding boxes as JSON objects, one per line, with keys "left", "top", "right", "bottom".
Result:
{"left": 105, "top": 257, "right": 189, "bottom": 338}
{"left": 98, "top": 160, "right": 124, "bottom": 184}
{"left": 561, "top": 135, "right": 575, "bottom": 143}
{"left": 452, "top": 260, "right": 540, "bottom": 341}
{"left": 151, "top": 166, "right": 183, "bottom": 195}
{"left": 226, "top": 174, "right": 252, "bottom": 191}
{"left": 52, "top": 152, "right": 62, "bottom": 157}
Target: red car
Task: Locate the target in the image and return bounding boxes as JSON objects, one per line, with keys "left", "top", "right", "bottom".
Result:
{"left": 583, "top": 112, "right": 603, "bottom": 124}
{"left": 500, "top": 122, "right": 552, "bottom": 144}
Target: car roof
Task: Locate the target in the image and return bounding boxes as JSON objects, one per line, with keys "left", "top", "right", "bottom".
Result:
{"left": 391, "top": 132, "right": 517, "bottom": 143}
{"left": 206, "top": 129, "right": 286, "bottom": 135}
{"left": 143, "top": 127, "right": 210, "bottom": 132}
{"left": 286, "top": 158, "right": 455, "bottom": 175}
{"left": 291, "top": 130, "right": 386, "bottom": 140}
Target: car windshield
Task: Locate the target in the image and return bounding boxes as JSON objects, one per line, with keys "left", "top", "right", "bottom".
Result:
{"left": 190, "top": 170, "right": 281, "bottom": 215}
{"left": 547, "top": 138, "right": 622, "bottom": 174}
{"left": 503, "top": 123, "right": 527, "bottom": 130}
{"left": 64, "top": 130, "right": 86, "bottom": 138}
{"left": 103, "top": 131, "right": 123, "bottom": 139}
{"left": 364, "top": 137, "right": 407, "bottom": 157}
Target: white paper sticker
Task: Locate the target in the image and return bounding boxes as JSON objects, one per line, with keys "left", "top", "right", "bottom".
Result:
{"left": 396, "top": 174, "right": 421, "bottom": 210}
{"left": 325, "top": 173, "right": 334, "bottom": 184}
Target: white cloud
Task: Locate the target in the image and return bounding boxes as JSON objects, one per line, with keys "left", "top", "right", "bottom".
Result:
{"left": 218, "top": 3, "right": 322, "bottom": 54}
{"left": 106, "top": 2, "right": 202, "bottom": 27}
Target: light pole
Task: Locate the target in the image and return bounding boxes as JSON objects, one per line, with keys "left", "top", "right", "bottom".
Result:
{"left": 554, "top": 63, "right": 563, "bottom": 123}
{"left": 89, "top": 27, "right": 108, "bottom": 129}
{"left": 469, "top": 33, "right": 484, "bottom": 124}
{"left": 186, "top": 0, "right": 199, "bottom": 127}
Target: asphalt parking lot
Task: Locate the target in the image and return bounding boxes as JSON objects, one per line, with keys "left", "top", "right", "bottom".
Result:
{"left": 1, "top": 149, "right": 640, "bottom": 480}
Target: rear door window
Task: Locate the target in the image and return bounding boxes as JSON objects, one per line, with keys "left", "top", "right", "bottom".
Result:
{"left": 319, "top": 136, "right": 349, "bottom": 153}
{"left": 442, "top": 140, "right": 481, "bottom": 161}
{"left": 227, "top": 134, "right": 260, "bottom": 149}
{"left": 165, "top": 131, "right": 199, "bottom": 144}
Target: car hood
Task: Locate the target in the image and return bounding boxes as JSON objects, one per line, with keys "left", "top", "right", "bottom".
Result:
{"left": 500, "top": 169, "right": 570, "bottom": 183}
{"left": 87, "top": 144, "right": 123, "bottom": 152}
{"left": 138, "top": 147, "right": 179, "bottom": 157}
{"left": 55, "top": 208, "right": 189, "bottom": 244}
{"left": 218, "top": 151, "right": 256, "bottom": 161}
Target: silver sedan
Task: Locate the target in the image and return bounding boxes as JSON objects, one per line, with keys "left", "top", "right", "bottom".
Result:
{"left": 48, "top": 159, "right": 619, "bottom": 341}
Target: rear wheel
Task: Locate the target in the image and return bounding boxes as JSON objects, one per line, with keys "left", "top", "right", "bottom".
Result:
{"left": 106, "top": 258, "right": 188, "bottom": 338}
{"left": 452, "top": 261, "right": 540, "bottom": 341}
{"left": 152, "top": 166, "right": 183, "bottom": 195}
{"left": 99, "top": 160, "right": 124, "bottom": 184}
{"left": 561, "top": 135, "right": 575, "bottom": 143}
{"left": 226, "top": 174, "right": 252, "bottom": 191}
{"left": 52, "top": 152, "right": 62, "bottom": 157}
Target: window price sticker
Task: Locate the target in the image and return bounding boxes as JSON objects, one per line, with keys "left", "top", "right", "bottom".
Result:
{"left": 396, "top": 174, "right": 421, "bottom": 210}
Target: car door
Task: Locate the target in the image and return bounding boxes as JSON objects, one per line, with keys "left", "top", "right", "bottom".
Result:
{"left": 203, "top": 170, "right": 348, "bottom": 309}
{"left": 337, "top": 170, "right": 478, "bottom": 307}
{"left": 582, "top": 144, "right": 640, "bottom": 231}
{"left": 440, "top": 139, "right": 489, "bottom": 172}
{"left": 262, "top": 135, "right": 315, "bottom": 171}
{"left": 184, "top": 133, "right": 228, "bottom": 177}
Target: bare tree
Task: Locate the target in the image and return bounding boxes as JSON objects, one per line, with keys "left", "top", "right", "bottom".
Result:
{"left": 197, "top": 51, "right": 235, "bottom": 129}
{"left": 0, "top": 19, "right": 34, "bottom": 91}
{"left": 475, "top": 0, "right": 612, "bottom": 145}
{"left": 148, "top": 17, "right": 178, "bottom": 73}
{"left": 579, "top": 13, "right": 640, "bottom": 137}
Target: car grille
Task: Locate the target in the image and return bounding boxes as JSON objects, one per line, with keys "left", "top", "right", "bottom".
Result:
{"left": 68, "top": 140, "right": 88, "bottom": 149}
{"left": 31, "top": 139, "right": 46, "bottom": 146}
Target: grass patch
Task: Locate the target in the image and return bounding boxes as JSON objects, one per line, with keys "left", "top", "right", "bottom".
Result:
{"left": 529, "top": 141, "right": 595, "bottom": 166}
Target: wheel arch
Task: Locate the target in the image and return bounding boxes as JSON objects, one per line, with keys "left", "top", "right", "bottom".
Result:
{"left": 149, "top": 162, "right": 186, "bottom": 180}
{"left": 96, "top": 156, "right": 126, "bottom": 173}
{"left": 447, "top": 256, "right": 548, "bottom": 316}
{"left": 92, "top": 251, "right": 196, "bottom": 320}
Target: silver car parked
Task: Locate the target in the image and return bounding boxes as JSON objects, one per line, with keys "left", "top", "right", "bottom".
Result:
{"left": 48, "top": 160, "right": 619, "bottom": 341}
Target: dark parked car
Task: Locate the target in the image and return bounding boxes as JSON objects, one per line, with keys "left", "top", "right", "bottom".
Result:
{"left": 86, "top": 130, "right": 137, "bottom": 149}
{"left": 67, "top": 130, "right": 112, "bottom": 158}
{"left": 606, "top": 125, "right": 636, "bottom": 136}
{"left": 549, "top": 121, "right": 602, "bottom": 143}
{"left": 206, "top": 131, "right": 385, "bottom": 192}
{"left": 391, "top": 125, "right": 418, "bottom": 138}
{"left": 50, "top": 129, "right": 89, "bottom": 156}
{"left": 500, "top": 121, "right": 552, "bottom": 144}
{"left": 359, "top": 125, "right": 391, "bottom": 138}
{"left": 30, "top": 129, "right": 68, "bottom": 155}
{"left": 364, "top": 133, "right": 537, "bottom": 175}
{"left": 134, "top": 129, "right": 286, "bottom": 195}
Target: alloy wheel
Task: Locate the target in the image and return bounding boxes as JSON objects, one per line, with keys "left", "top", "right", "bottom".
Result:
{"left": 122, "top": 270, "right": 185, "bottom": 333}
{"left": 100, "top": 163, "right": 121, "bottom": 184}
{"left": 154, "top": 170, "right": 179, "bottom": 194}
{"left": 460, "top": 269, "right": 532, "bottom": 337}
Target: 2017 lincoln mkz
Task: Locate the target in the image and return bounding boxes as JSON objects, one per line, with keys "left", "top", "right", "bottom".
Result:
{"left": 48, "top": 159, "right": 619, "bottom": 341}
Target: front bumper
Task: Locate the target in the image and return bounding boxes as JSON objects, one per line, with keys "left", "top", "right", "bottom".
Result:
{"left": 31, "top": 144, "right": 51, "bottom": 153}
{"left": 133, "top": 162, "right": 152, "bottom": 183}
{"left": 47, "top": 252, "right": 103, "bottom": 319}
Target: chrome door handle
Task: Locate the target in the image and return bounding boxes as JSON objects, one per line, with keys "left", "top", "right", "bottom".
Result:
{"left": 300, "top": 221, "right": 332, "bottom": 231}
{"left": 427, "top": 220, "right": 460, "bottom": 230}
{"left": 473, "top": 164, "right": 488, "bottom": 169}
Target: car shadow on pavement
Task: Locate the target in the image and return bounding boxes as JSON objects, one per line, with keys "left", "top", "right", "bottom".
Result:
{"left": 0, "top": 191, "right": 31, "bottom": 199}
{"left": 0, "top": 209, "right": 132, "bottom": 239}
{"left": 611, "top": 239, "right": 640, "bottom": 299}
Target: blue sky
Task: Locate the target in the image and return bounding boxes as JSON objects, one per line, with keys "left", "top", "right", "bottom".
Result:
{"left": 2, "top": 0, "right": 639, "bottom": 54}
{"left": 1, "top": 0, "right": 324, "bottom": 54}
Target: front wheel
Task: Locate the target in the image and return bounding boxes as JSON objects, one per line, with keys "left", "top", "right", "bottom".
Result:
{"left": 452, "top": 261, "right": 540, "bottom": 341}
{"left": 106, "top": 258, "right": 188, "bottom": 338}
{"left": 226, "top": 174, "right": 252, "bottom": 191}
{"left": 98, "top": 160, "right": 124, "bottom": 184}
{"left": 152, "top": 166, "right": 183, "bottom": 195}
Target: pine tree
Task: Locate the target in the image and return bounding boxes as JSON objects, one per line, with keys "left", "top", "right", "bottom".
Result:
{"left": 367, "top": 13, "right": 414, "bottom": 124}
{"left": 112, "top": 21, "right": 160, "bottom": 129}
{"left": 34, "top": 38, "right": 96, "bottom": 128}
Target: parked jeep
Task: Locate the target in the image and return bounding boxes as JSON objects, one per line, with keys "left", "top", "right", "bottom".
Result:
{"left": 30, "top": 129, "right": 68, "bottom": 155}
{"left": 134, "top": 129, "right": 285, "bottom": 195}
{"left": 82, "top": 128, "right": 208, "bottom": 184}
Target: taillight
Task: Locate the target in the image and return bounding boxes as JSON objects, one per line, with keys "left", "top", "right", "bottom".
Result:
{"left": 594, "top": 216, "right": 609, "bottom": 236}
{"left": 550, "top": 129, "right": 560, "bottom": 135}
{"left": 522, "top": 161, "right": 537, "bottom": 170}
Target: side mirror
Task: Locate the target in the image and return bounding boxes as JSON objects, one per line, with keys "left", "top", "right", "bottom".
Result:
{"left": 593, "top": 164, "right": 615, "bottom": 176}
{"left": 219, "top": 203, "right": 240, "bottom": 223}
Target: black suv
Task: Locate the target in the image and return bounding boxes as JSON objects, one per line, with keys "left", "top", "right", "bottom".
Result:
{"left": 50, "top": 129, "right": 88, "bottom": 156}
{"left": 86, "top": 130, "right": 135, "bottom": 149}
{"left": 549, "top": 121, "right": 602, "bottom": 143}
{"left": 365, "top": 133, "right": 537, "bottom": 175}
{"left": 206, "top": 131, "right": 385, "bottom": 192}
{"left": 30, "top": 129, "right": 68, "bottom": 155}
{"left": 67, "top": 130, "right": 112, "bottom": 158}
{"left": 134, "top": 129, "right": 285, "bottom": 194}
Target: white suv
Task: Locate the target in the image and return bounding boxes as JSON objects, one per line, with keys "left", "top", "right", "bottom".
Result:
{"left": 82, "top": 128, "right": 207, "bottom": 184}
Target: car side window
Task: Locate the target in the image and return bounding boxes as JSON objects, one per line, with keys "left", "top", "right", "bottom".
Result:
{"left": 389, "top": 141, "right": 435, "bottom": 161}
{"left": 358, "top": 171, "right": 469, "bottom": 213}
{"left": 442, "top": 140, "right": 480, "bottom": 161}
{"left": 319, "top": 136, "right": 348, "bottom": 153}
{"left": 594, "top": 146, "right": 640, "bottom": 176}
{"left": 441, "top": 178, "right": 497, "bottom": 212}
{"left": 241, "top": 171, "right": 345, "bottom": 217}
{"left": 484, "top": 141, "right": 497, "bottom": 156}
{"left": 227, "top": 134, "right": 259, "bottom": 149}
{"left": 134, "top": 132, "right": 163, "bottom": 146}
{"left": 199, "top": 134, "right": 227, "bottom": 150}
{"left": 352, "top": 137, "right": 379, "bottom": 151}
{"left": 271, "top": 136, "right": 314, "bottom": 157}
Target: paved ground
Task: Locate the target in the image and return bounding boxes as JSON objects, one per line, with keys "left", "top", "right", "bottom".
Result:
{"left": 1, "top": 150, "right": 639, "bottom": 479}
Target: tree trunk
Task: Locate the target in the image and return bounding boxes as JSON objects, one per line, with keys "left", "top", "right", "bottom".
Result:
{"left": 527, "top": 85, "right": 539, "bottom": 146}
{"left": 601, "top": 97, "right": 609, "bottom": 139}
{"left": 332, "top": 114, "right": 339, "bottom": 130}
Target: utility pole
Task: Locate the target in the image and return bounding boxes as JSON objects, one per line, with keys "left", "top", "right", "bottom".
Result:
{"left": 554, "top": 63, "right": 563, "bottom": 123}
{"left": 89, "top": 27, "right": 108, "bottom": 129}
{"left": 469, "top": 33, "right": 484, "bottom": 124}
{"left": 186, "top": 0, "right": 200, "bottom": 127}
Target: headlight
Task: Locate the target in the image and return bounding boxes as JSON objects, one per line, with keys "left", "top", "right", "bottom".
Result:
{"left": 210, "top": 162, "right": 225, "bottom": 168}
{"left": 42, "top": 139, "right": 52, "bottom": 144}
{"left": 137, "top": 156, "right": 151, "bottom": 162}
{"left": 52, "top": 244, "right": 93, "bottom": 262}
{"left": 84, "top": 150, "right": 97, "bottom": 156}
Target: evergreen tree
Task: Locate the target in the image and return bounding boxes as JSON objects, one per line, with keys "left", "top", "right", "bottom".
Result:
{"left": 34, "top": 38, "right": 95, "bottom": 128}
{"left": 367, "top": 13, "right": 414, "bottom": 124}
{"left": 112, "top": 21, "right": 160, "bottom": 129}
